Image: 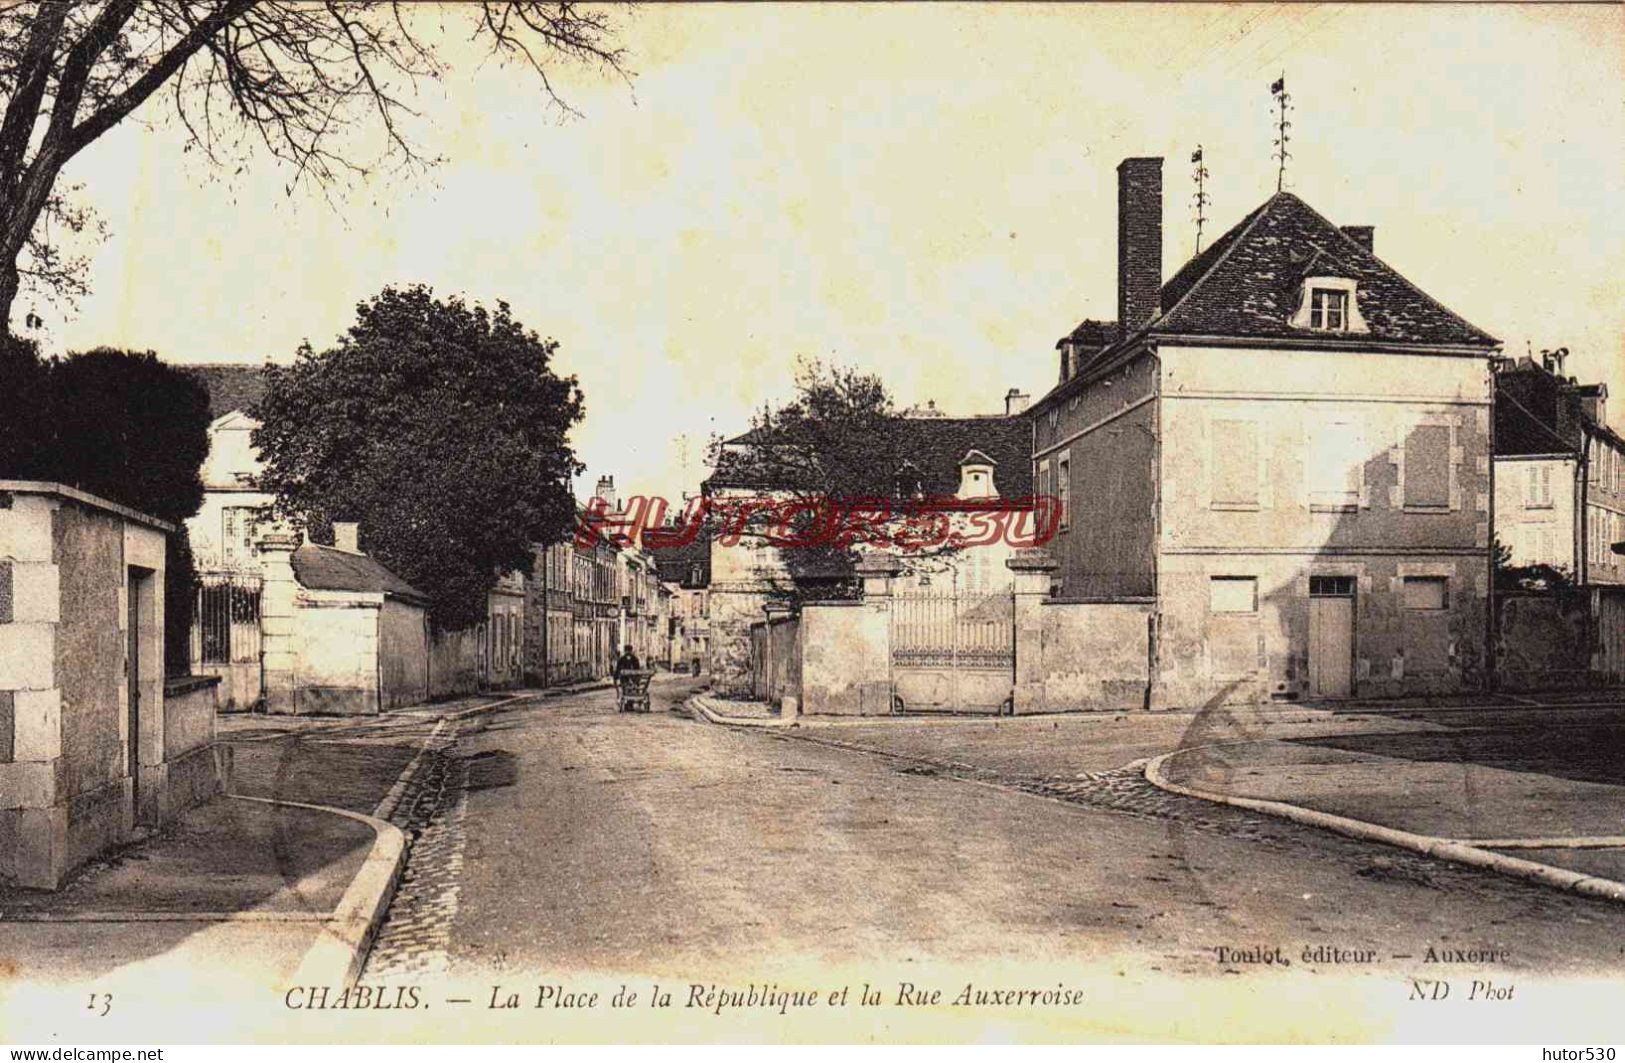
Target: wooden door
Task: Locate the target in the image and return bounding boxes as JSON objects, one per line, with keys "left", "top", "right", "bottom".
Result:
{"left": 1309, "top": 595, "right": 1354, "bottom": 698}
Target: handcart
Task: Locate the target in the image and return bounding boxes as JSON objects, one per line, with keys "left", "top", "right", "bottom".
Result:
{"left": 617, "top": 669, "right": 653, "bottom": 713}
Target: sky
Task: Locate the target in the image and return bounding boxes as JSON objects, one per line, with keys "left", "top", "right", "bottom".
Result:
{"left": 41, "top": 3, "right": 1625, "bottom": 504}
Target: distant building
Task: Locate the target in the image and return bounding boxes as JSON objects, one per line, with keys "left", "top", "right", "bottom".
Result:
{"left": 524, "top": 477, "right": 668, "bottom": 687}
{"left": 650, "top": 527, "right": 712, "bottom": 674}
{"left": 703, "top": 410, "right": 1033, "bottom": 697}
{"left": 1494, "top": 353, "right": 1625, "bottom": 585}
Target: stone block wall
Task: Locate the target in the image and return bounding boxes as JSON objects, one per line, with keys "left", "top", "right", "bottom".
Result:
{"left": 0, "top": 484, "right": 214, "bottom": 889}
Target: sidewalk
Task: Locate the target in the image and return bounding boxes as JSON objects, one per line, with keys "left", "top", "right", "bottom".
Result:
{"left": 0, "top": 793, "right": 375, "bottom": 1028}
{"left": 1149, "top": 708, "right": 1625, "bottom": 894}
{"left": 0, "top": 689, "right": 528, "bottom": 1014}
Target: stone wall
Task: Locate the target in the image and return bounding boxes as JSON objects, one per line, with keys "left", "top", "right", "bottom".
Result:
{"left": 1033, "top": 600, "right": 1152, "bottom": 712}
{"left": 429, "top": 625, "right": 481, "bottom": 699}
{"left": 293, "top": 593, "right": 381, "bottom": 714}
{"left": 1495, "top": 590, "right": 1593, "bottom": 691}
{"left": 379, "top": 597, "right": 429, "bottom": 708}
{"left": 798, "top": 601, "right": 891, "bottom": 715}
{"left": 0, "top": 484, "right": 215, "bottom": 889}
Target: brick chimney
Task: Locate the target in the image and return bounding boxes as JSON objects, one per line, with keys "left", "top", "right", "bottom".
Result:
{"left": 1117, "top": 158, "right": 1164, "bottom": 333}
{"left": 332, "top": 521, "right": 360, "bottom": 553}
{"left": 1004, "top": 388, "right": 1031, "bottom": 416}
{"left": 1579, "top": 384, "right": 1608, "bottom": 428}
{"left": 1341, "top": 225, "right": 1375, "bottom": 253}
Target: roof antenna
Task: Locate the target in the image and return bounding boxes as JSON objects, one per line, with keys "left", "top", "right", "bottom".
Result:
{"left": 1271, "top": 73, "right": 1292, "bottom": 193}
{"left": 1190, "top": 145, "right": 1210, "bottom": 254}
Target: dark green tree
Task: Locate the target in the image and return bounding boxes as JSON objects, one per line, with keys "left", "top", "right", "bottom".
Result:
{"left": 705, "top": 358, "right": 918, "bottom": 600}
{"left": 0, "top": 342, "right": 211, "bottom": 674}
{"left": 254, "top": 284, "right": 584, "bottom": 630}
{"left": 709, "top": 357, "right": 904, "bottom": 500}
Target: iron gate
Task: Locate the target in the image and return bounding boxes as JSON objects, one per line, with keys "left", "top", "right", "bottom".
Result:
{"left": 191, "top": 570, "right": 263, "bottom": 711}
{"left": 890, "top": 582, "right": 1014, "bottom": 713}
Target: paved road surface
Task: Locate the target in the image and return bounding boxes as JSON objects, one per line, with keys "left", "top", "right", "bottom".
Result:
{"left": 363, "top": 678, "right": 1625, "bottom": 995}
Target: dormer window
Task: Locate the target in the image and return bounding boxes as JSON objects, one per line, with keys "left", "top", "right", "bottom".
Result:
{"left": 1290, "top": 276, "right": 1368, "bottom": 333}
{"left": 1310, "top": 288, "right": 1348, "bottom": 331}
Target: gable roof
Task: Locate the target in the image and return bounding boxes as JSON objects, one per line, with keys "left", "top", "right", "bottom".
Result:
{"left": 1152, "top": 192, "right": 1499, "bottom": 348}
{"left": 712, "top": 415, "right": 1033, "bottom": 498}
{"left": 185, "top": 364, "right": 268, "bottom": 419}
{"left": 291, "top": 542, "right": 429, "bottom": 606}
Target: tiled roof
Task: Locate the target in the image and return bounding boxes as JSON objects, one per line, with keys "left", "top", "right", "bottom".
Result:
{"left": 291, "top": 543, "right": 429, "bottom": 605}
{"left": 1054, "top": 318, "right": 1120, "bottom": 352}
{"left": 1151, "top": 192, "right": 1499, "bottom": 348}
{"left": 712, "top": 415, "right": 1033, "bottom": 498}
{"left": 185, "top": 363, "right": 268, "bottom": 419}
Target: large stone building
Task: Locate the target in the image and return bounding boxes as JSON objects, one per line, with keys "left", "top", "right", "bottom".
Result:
{"left": 1033, "top": 157, "right": 1500, "bottom": 708}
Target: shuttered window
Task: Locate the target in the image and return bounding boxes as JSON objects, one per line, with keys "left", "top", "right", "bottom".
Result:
{"left": 1212, "top": 420, "right": 1260, "bottom": 508}
{"left": 1404, "top": 424, "right": 1451, "bottom": 508}
{"left": 1307, "top": 422, "right": 1363, "bottom": 510}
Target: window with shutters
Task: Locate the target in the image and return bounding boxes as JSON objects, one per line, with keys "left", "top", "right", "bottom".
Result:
{"left": 1402, "top": 576, "right": 1448, "bottom": 611}
{"left": 1403, "top": 423, "right": 1452, "bottom": 509}
{"left": 1525, "top": 464, "right": 1553, "bottom": 509}
{"left": 1211, "top": 419, "right": 1261, "bottom": 509}
{"left": 1307, "top": 422, "right": 1364, "bottom": 511}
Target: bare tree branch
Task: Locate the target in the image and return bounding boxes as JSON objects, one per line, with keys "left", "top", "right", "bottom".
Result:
{"left": 0, "top": 0, "right": 633, "bottom": 333}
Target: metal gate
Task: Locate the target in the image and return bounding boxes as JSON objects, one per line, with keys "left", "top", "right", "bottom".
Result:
{"left": 191, "top": 571, "right": 263, "bottom": 711}
{"left": 890, "top": 581, "right": 1014, "bottom": 713}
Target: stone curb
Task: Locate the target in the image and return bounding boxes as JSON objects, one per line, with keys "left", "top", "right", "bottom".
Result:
{"left": 264, "top": 690, "right": 534, "bottom": 986}
{"left": 1142, "top": 748, "right": 1625, "bottom": 906}
{"left": 543, "top": 680, "right": 615, "bottom": 698}
{"left": 229, "top": 794, "right": 405, "bottom": 989}
{"left": 687, "top": 694, "right": 793, "bottom": 728}
{"left": 0, "top": 909, "right": 331, "bottom": 924}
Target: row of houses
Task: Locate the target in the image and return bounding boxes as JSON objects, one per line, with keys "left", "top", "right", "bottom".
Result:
{"left": 184, "top": 371, "right": 683, "bottom": 714}
{"left": 706, "top": 155, "right": 1625, "bottom": 713}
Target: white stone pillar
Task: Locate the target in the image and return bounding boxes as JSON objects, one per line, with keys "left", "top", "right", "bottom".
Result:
{"left": 257, "top": 528, "right": 301, "bottom": 715}
{"left": 1007, "top": 548, "right": 1058, "bottom": 715}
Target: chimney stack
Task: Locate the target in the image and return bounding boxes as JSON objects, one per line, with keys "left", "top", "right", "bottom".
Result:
{"left": 1578, "top": 385, "right": 1608, "bottom": 427}
{"left": 1341, "top": 225, "right": 1375, "bottom": 253}
{"left": 332, "top": 522, "right": 360, "bottom": 554}
{"left": 1117, "top": 157, "right": 1164, "bottom": 333}
{"left": 1004, "top": 388, "right": 1031, "bottom": 416}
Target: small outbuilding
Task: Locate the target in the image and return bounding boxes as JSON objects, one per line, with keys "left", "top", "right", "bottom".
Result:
{"left": 0, "top": 481, "right": 221, "bottom": 889}
{"left": 258, "top": 523, "right": 432, "bottom": 715}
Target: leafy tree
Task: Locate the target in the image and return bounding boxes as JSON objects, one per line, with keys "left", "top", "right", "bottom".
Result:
{"left": 708, "top": 357, "right": 905, "bottom": 501}
{"left": 0, "top": 2, "right": 628, "bottom": 331}
{"left": 254, "top": 284, "right": 583, "bottom": 630}
{"left": 0, "top": 342, "right": 211, "bottom": 674}
{"left": 705, "top": 358, "right": 919, "bottom": 599}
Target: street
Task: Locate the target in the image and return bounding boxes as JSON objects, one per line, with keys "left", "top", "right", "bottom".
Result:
{"left": 361, "top": 678, "right": 1625, "bottom": 987}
